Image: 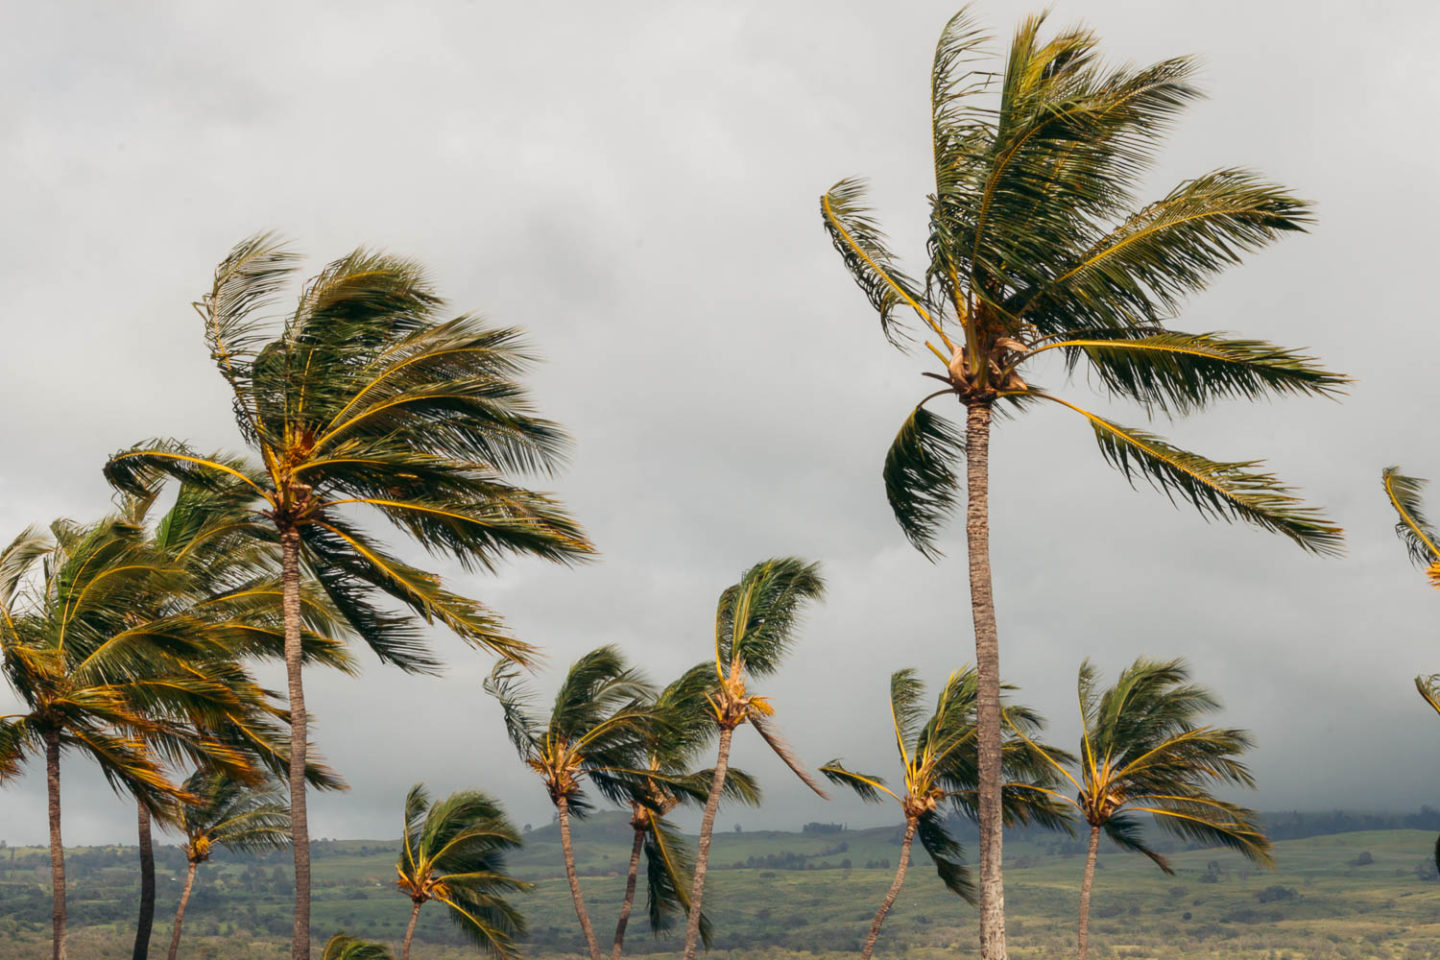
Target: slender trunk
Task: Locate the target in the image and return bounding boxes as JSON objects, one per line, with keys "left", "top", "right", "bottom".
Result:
{"left": 133, "top": 802, "right": 156, "bottom": 960}
{"left": 401, "top": 900, "right": 423, "bottom": 960}
{"left": 965, "top": 401, "right": 1007, "bottom": 960}
{"left": 681, "top": 725, "right": 732, "bottom": 960}
{"left": 281, "top": 527, "right": 312, "bottom": 960}
{"left": 45, "top": 729, "right": 66, "bottom": 960}
{"left": 859, "top": 817, "right": 917, "bottom": 960}
{"left": 1076, "top": 824, "right": 1101, "bottom": 960}
{"left": 165, "top": 861, "right": 198, "bottom": 960}
{"left": 557, "top": 794, "right": 603, "bottom": 960}
{"left": 610, "top": 823, "right": 647, "bottom": 960}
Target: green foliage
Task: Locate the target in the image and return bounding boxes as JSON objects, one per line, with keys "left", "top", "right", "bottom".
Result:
{"left": 174, "top": 769, "right": 290, "bottom": 862}
{"left": 397, "top": 784, "right": 529, "bottom": 959}
{"left": 820, "top": 7, "right": 1345, "bottom": 558}
{"left": 322, "top": 933, "right": 394, "bottom": 960}
{"left": 105, "top": 235, "right": 596, "bottom": 671}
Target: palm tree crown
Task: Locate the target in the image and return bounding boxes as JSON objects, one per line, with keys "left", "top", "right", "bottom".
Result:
{"left": 395, "top": 784, "right": 528, "bottom": 960}
{"left": 822, "top": 12, "right": 1346, "bottom": 558}
{"left": 824, "top": 668, "right": 1071, "bottom": 900}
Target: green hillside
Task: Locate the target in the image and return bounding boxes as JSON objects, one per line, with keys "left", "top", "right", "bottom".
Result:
{"left": 3, "top": 818, "right": 1440, "bottom": 958}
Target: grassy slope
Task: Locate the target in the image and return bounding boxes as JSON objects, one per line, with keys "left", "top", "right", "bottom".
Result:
{"left": 4, "top": 820, "right": 1439, "bottom": 959}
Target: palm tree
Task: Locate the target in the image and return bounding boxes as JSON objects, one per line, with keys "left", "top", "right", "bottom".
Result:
{"left": 486, "top": 646, "right": 652, "bottom": 960}
{"left": 818, "top": 11, "right": 1344, "bottom": 955}
{"left": 1380, "top": 468, "right": 1440, "bottom": 871}
{"left": 323, "top": 935, "right": 393, "bottom": 960}
{"left": 822, "top": 668, "right": 1072, "bottom": 960}
{"left": 105, "top": 235, "right": 595, "bottom": 959}
{"left": 165, "top": 769, "right": 290, "bottom": 960}
{"left": 395, "top": 783, "right": 529, "bottom": 960}
{"left": 1012, "top": 658, "right": 1270, "bottom": 960}
{"left": 0, "top": 518, "right": 249, "bottom": 960}
{"left": 681, "top": 557, "right": 827, "bottom": 960}
{"left": 611, "top": 664, "right": 761, "bottom": 958}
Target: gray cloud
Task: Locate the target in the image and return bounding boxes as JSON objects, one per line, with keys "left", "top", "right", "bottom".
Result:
{"left": 1, "top": 0, "right": 1437, "bottom": 845}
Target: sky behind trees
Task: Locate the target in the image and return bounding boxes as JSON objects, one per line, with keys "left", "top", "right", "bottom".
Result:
{"left": 1, "top": 0, "right": 1436, "bottom": 843}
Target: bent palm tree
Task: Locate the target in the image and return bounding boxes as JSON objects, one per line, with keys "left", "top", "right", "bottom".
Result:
{"left": 819, "top": 11, "right": 1343, "bottom": 956}
{"left": 0, "top": 518, "right": 249, "bottom": 960}
{"left": 106, "top": 235, "right": 594, "bottom": 959}
{"left": 166, "top": 770, "right": 290, "bottom": 960}
{"left": 681, "top": 557, "right": 827, "bottom": 960}
{"left": 395, "top": 784, "right": 528, "bottom": 960}
{"left": 486, "top": 646, "right": 652, "bottom": 960}
{"left": 1013, "top": 658, "right": 1270, "bottom": 960}
{"left": 612, "top": 664, "right": 761, "bottom": 958}
{"left": 822, "top": 668, "right": 1072, "bottom": 959}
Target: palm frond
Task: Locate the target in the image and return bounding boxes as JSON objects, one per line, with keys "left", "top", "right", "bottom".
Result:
{"left": 916, "top": 809, "right": 976, "bottom": 902}
{"left": 883, "top": 404, "right": 965, "bottom": 559}
{"left": 1383, "top": 468, "right": 1440, "bottom": 573}
{"left": 751, "top": 715, "right": 827, "bottom": 798}
{"left": 820, "top": 178, "right": 933, "bottom": 345}
{"left": 1037, "top": 393, "right": 1343, "bottom": 555}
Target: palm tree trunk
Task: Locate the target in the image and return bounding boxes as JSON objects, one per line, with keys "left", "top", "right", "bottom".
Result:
{"left": 281, "top": 526, "right": 312, "bottom": 960}
{"left": 859, "top": 817, "right": 917, "bottom": 960}
{"left": 556, "top": 793, "right": 603, "bottom": 960}
{"left": 610, "top": 823, "right": 647, "bottom": 960}
{"left": 133, "top": 801, "right": 156, "bottom": 960}
{"left": 45, "top": 729, "right": 66, "bottom": 960}
{"left": 1076, "top": 824, "right": 1101, "bottom": 960}
{"left": 401, "top": 900, "right": 423, "bottom": 960}
{"left": 965, "top": 400, "right": 1007, "bottom": 960}
{"left": 681, "top": 725, "right": 732, "bottom": 960}
{"left": 165, "top": 861, "right": 198, "bottom": 960}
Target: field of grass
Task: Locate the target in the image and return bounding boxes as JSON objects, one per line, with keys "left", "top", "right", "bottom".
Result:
{"left": 3, "top": 818, "right": 1439, "bottom": 958}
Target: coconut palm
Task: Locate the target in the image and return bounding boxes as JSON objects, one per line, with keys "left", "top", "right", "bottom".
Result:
{"left": 165, "top": 769, "right": 290, "bottom": 960}
{"left": 323, "top": 935, "right": 393, "bottom": 960}
{"left": 1012, "top": 658, "right": 1270, "bottom": 960}
{"left": 0, "top": 517, "right": 253, "bottom": 960}
{"left": 611, "top": 664, "right": 761, "bottom": 958}
{"left": 822, "top": 668, "right": 1073, "bottom": 960}
{"left": 105, "top": 234, "right": 594, "bottom": 959}
{"left": 486, "top": 646, "right": 652, "bottom": 960}
{"left": 395, "top": 784, "right": 528, "bottom": 960}
{"left": 819, "top": 11, "right": 1343, "bottom": 955}
{"left": 680, "top": 557, "right": 827, "bottom": 960}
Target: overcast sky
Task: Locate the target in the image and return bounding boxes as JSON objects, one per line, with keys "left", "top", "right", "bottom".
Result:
{"left": 1, "top": 0, "right": 1437, "bottom": 846}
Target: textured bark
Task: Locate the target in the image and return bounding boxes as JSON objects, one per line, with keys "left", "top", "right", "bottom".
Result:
{"left": 45, "top": 730, "right": 66, "bottom": 960}
{"left": 681, "top": 725, "right": 732, "bottom": 960}
{"left": 165, "top": 861, "right": 198, "bottom": 960}
{"left": 281, "top": 527, "right": 312, "bottom": 960}
{"left": 557, "top": 794, "right": 603, "bottom": 960}
{"left": 965, "top": 401, "right": 1007, "bottom": 960}
{"left": 1076, "top": 825, "right": 1101, "bottom": 960}
{"left": 610, "top": 824, "right": 647, "bottom": 960}
{"left": 859, "top": 817, "right": 917, "bottom": 960}
{"left": 133, "top": 802, "right": 156, "bottom": 960}
{"left": 401, "top": 900, "right": 423, "bottom": 960}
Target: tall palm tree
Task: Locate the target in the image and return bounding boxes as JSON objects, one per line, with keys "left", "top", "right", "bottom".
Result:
{"left": 681, "top": 557, "right": 827, "bottom": 960}
{"left": 486, "top": 646, "right": 652, "bottom": 960}
{"left": 0, "top": 518, "right": 249, "bottom": 960}
{"left": 105, "top": 234, "right": 595, "bottom": 959}
{"left": 611, "top": 664, "right": 761, "bottom": 958}
{"left": 1380, "top": 467, "right": 1440, "bottom": 870}
{"left": 165, "top": 769, "right": 290, "bottom": 960}
{"left": 822, "top": 668, "right": 1072, "bottom": 960}
{"left": 395, "top": 783, "right": 529, "bottom": 960}
{"left": 1012, "top": 658, "right": 1270, "bottom": 960}
{"left": 818, "top": 11, "right": 1344, "bottom": 955}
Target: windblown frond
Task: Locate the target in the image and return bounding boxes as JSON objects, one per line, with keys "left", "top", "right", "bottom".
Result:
{"left": 1383, "top": 468, "right": 1440, "bottom": 577}
{"left": 883, "top": 405, "right": 965, "bottom": 560}
{"left": 820, "top": 179, "right": 932, "bottom": 345}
